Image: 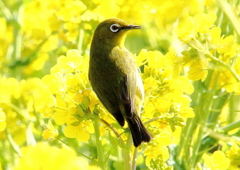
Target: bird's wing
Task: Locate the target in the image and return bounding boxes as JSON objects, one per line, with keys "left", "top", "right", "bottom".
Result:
{"left": 109, "top": 46, "right": 137, "bottom": 118}
{"left": 92, "top": 87, "right": 125, "bottom": 126}
{"left": 89, "top": 47, "right": 126, "bottom": 126}
{"left": 133, "top": 68, "right": 144, "bottom": 115}
{"left": 136, "top": 68, "right": 144, "bottom": 100}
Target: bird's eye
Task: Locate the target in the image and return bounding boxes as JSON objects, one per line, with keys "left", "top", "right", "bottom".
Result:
{"left": 110, "top": 24, "right": 120, "bottom": 33}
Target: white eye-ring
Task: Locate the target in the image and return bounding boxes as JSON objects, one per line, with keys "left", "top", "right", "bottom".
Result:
{"left": 110, "top": 24, "right": 120, "bottom": 33}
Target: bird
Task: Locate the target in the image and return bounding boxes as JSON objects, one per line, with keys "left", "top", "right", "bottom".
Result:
{"left": 89, "top": 18, "right": 152, "bottom": 147}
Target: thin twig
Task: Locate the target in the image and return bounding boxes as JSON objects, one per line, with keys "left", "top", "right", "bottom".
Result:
{"left": 144, "top": 116, "right": 163, "bottom": 125}
{"left": 100, "top": 118, "right": 124, "bottom": 144}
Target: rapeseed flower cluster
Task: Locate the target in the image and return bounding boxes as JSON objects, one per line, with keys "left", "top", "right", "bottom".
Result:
{"left": 0, "top": 109, "right": 6, "bottom": 131}
{"left": 226, "top": 142, "right": 240, "bottom": 169}
{"left": 176, "top": 12, "right": 240, "bottom": 92}
{"left": 13, "top": 142, "right": 100, "bottom": 170}
{"left": 41, "top": 50, "right": 96, "bottom": 142}
{"left": 204, "top": 151, "right": 230, "bottom": 170}
{"left": 1, "top": 0, "right": 240, "bottom": 169}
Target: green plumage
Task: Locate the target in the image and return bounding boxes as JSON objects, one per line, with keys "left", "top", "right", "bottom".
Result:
{"left": 89, "top": 18, "right": 152, "bottom": 147}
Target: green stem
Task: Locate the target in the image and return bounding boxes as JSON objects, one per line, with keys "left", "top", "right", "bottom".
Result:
{"left": 10, "top": 2, "right": 23, "bottom": 79}
{"left": 216, "top": 0, "right": 240, "bottom": 40}
{"left": 0, "top": 0, "right": 12, "bottom": 20}
{"left": 100, "top": 118, "right": 132, "bottom": 170}
{"left": 190, "top": 92, "right": 214, "bottom": 169}
{"left": 5, "top": 102, "right": 29, "bottom": 119}
{"left": 220, "top": 120, "right": 240, "bottom": 132}
{"left": 6, "top": 129, "right": 22, "bottom": 156}
{"left": 175, "top": 81, "right": 204, "bottom": 168}
{"left": 207, "top": 92, "right": 230, "bottom": 129}
{"left": 93, "top": 118, "right": 105, "bottom": 170}
{"left": 204, "top": 52, "right": 240, "bottom": 82}
{"left": 123, "top": 134, "right": 132, "bottom": 170}
{"left": 78, "top": 29, "right": 84, "bottom": 54}
{"left": 228, "top": 94, "right": 240, "bottom": 123}
{"left": 123, "top": 149, "right": 131, "bottom": 170}
{"left": 132, "top": 148, "right": 138, "bottom": 170}
{"left": 176, "top": 118, "right": 194, "bottom": 167}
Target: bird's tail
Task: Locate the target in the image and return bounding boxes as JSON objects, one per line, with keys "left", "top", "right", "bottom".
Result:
{"left": 126, "top": 114, "right": 152, "bottom": 147}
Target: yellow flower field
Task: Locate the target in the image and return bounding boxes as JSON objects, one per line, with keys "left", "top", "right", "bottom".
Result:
{"left": 1, "top": 0, "right": 240, "bottom": 169}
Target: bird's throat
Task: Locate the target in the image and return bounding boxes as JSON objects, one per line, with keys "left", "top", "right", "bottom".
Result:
{"left": 118, "top": 33, "right": 127, "bottom": 48}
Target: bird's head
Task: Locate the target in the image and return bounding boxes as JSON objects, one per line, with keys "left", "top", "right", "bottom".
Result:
{"left": 92, "top": 18, "right": 141, "bottom": 48}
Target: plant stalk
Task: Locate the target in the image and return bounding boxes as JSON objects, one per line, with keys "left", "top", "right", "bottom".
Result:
{"left": 93, "top": 118, "right": 105, "bottom": 170}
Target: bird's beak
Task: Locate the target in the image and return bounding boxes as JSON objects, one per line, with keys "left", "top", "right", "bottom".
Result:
{"left": 122, "top": 25, "right": 141, "bottom": 30}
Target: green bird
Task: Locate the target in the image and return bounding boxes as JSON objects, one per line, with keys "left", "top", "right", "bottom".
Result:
{"left": 89, "top": 18, "right": 152, "bottom": 147}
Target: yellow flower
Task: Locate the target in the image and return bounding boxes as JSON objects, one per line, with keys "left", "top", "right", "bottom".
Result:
{"left": 10, "top": 124, "right": 27, "bottom": 146}
{"left": 0, "top": 18, "right": 13, "bottom": 68}
{"left": 234, "top": 56, "right": 240, "bottom": 75}
{"left": 81, "top": 10, "right": 98, "bottom": 21}
{"left": 57, "top": 50, "right": 82, "bottom": 73}
{"left": 42, "top": 73, "right": 66, "bottom": 94}
{"left": 154, "top": 131, "right": 172, "bottom": 146}
{"left": 175, "top": 76, "right": 194, "bottom": 95}
{"left": 40, "top": 50, "right": 99, "bottom": 142}
{"left": 209, "top": 26, "right": 238, "bottom": 64}
{"left": 143, "top": 76, "right": 158, "bottom": 95}
{"left": 218, "top": 36, "right": 236, "bottom": 54}
{"left": 136, "top": 49, "right": 148, "bottom": 67}
{"left": 226, "top": 143, "right": 240, "bottom": 169}
{"left": 64, "top": 122, "right": 93, "bottom": 142}
{"left": 225, "top": 82, "right": 240, "bottom": 95}
{"left": 53, "top": 94, "right": 68, "bottom": 125}
{"left": 0, "top": 109, "right": 6, "bottom": 131}
{"left": 23, "top": 54, "right": 50, "bottom": 75}
{"left": 176, "top": 13, "right": 216, "bottom": 43}
{"left": 93, "top": 0, "right": 120, "bottom": 19}
{"left": 41, "top": 35, "right": 58, "bottom": 52}
{"left": 194, "top": 13, "right": 216, "bottom": 34}
{"left": 47, "top": 14, "right": 61, "bottom": 31}
{"left": 144, "top": 145, "right": 169, "bottom": 168}
{"left": 180, "top": 106, "right": 195, "bottom": 118}
{"left": 56, "top": 1, "right": 86, "bottom": 22}
{"left": 204, "top": 151, "right": 230, "bottom": 170}
{"left": 214, "top": 69, "right": 240, "bottom": 94}
{"left": 42, "top": 121, "right": 58, "bottom": 139}
{"left": 63, "top": 106, "right": 94, "bottom": 142}
{"left": 209, "top": 27, "right": 221, "bottom": 44}
{"left": 140, "top": 49, "right": 194, "bottom": 130}
{"left": 165, "top": 47, "right": 183, "bottom": 79}
{"left": 175, "top": 16, "right": 195, "bottom": 42}
{"left": 34, "top": 91, "right": 56, "bottom": 118}
{"left": 147, "top": 50, "right": 166, "bottom": 69}
{"left": 13, "top": 142, "right": 101, "bottom": 170}
{"left": 173, "top": 95, "right": 192, "bottom": 106}
{"left": 20, "top": 78, "right": 47, "bottom": 100}
{"left": 53, "top": 108, "right": 68, "bottom": 125}
{"left": 82, "top": 90, "right": 99, "bottom": 112}
{"left": 63, "top": 22, "right": 79, "bottom": 41}
{"left": 150, "top": 98, "right": 172, "bottom": 114}
{"left": 0, "top": 77, "right": 20, "bottom": 103}
{"left": 187, "top": 59, "right": 209, "bottom": 81}
{"left": 65, "top": 73, "right": 87, "bottom": 93}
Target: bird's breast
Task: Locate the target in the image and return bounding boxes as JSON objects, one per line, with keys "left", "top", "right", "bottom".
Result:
{"left": 89, "top": 47, "right": 125, "bottom": 88}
